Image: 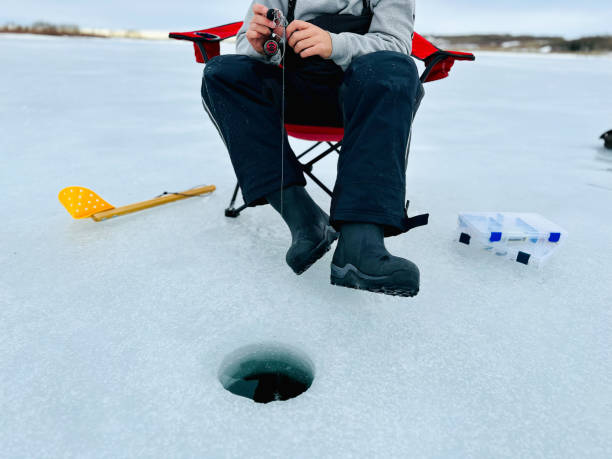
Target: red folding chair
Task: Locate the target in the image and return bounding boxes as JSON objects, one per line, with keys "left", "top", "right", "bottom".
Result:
{"left": 169, "top": 22, "right": 475, "bottom": 218}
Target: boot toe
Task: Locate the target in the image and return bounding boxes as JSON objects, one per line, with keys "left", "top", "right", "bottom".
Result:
{"left": 286, "top": 226, "right": 338, "bottom": 275}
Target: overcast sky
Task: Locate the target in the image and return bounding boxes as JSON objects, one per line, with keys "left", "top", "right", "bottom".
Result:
{"left": 2, "top": 0, "right": 611, "bottom": 38}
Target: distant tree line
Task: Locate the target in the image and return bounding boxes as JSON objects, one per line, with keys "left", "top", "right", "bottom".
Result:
{"left": 0, "top": 22, "right": 103, "bottom": 37}
{"left": 557, "top": 36, "right": 612, "bottom": 52}
{"left": 430, "top": 34, "right": 612, "bottom": 53}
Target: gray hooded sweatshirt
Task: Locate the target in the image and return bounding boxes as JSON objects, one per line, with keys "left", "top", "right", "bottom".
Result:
{"left": 235, "top": 0, "right": 416, "bottom": 70}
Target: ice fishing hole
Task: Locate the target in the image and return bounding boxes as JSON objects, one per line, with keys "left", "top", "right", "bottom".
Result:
{"left": 218, "top": 343, "right": 314, "bottom": 404}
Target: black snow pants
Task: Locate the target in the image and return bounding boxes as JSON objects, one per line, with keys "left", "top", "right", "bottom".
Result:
{"left": 201, "top": 50, "right": 423, "bottom": 236}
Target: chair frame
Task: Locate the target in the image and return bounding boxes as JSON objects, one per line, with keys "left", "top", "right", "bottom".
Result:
{"left": 169, "top": 23, "right": 475, "bottom": 218}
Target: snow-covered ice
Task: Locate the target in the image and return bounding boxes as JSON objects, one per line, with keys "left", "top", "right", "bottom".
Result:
{"left": 1, "top": 34, "right": 611, "bottom": 457}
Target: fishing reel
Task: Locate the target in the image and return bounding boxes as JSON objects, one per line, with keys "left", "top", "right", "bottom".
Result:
{"left": 263, "top": 8, "right": 288, "bottom": 58}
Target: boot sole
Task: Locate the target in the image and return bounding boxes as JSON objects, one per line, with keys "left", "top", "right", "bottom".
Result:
{"left": 330, "top": 263, "right": 419, "bottom": 298}
{"left": 291, "top": 226, "right": 339, "bottom": 275}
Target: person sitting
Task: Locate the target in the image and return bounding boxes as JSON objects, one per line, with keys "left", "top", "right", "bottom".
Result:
{"left": 201, "top": 0, "right": 424, "bottom": 297}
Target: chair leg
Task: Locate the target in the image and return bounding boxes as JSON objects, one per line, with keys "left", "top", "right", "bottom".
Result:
{"left": 296, "top": 142, "right": 322, "bottom": 160}
{"left": 406, "top": 87, "right": 424, "bottom": 170}
{"left": 225, "top": 181, "right": 247, "bottom": 218}
{"left": 405, "top": 107, "right": 419, "bottom": 170}
{"left": 224, "top": 140, "right": 342, "bottom": 217}
{"left": 299, "top": 141, "right": 342, "bottom": 197}
{"left": 225, "top": 202, "right": 248, "bottom": 218}
{"left": 303, "top": 168, "right": 334, "bottom": 197}
{"left": 303, "top": 141, "right": 342, "bottom": 168}
{"left": 405, "top": 125, "right": 413, "bottom": 170}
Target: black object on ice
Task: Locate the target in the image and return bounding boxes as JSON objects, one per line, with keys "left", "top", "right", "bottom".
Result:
{"left": 331, "top": 223, "right": 420, "bottom": 297}
{"left": 516, "top": 251, "right": 531, "bottom": 265}
{"left": 601, "top": 130, "right": 612, "bottom": 150}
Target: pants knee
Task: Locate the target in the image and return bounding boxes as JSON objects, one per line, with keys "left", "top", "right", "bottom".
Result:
{"left": 202, "top": 54, "right": 253, "bottom": 90}
{"left": 344, "top": 51, "right": 420, "bottom": 96}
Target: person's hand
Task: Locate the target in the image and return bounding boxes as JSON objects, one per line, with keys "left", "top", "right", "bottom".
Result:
{"left": 246, "top": 3, "right": 281, "bottom": 54}
{"left": 286, "top": 20, "right": 333, "bottom": 59}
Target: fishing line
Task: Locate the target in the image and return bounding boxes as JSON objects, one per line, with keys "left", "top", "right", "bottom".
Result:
{"left": 277, "top": 11, "right": 288, "bottom": 217}
{"left": 280, "top": 28, "right": 286, "bottom": 216}
{"left": 265, "top": 8, "right": 288, "bottom": 216}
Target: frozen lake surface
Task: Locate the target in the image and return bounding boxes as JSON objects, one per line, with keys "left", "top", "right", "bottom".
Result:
{"left": 1, "top": 34, "right": 611, "bottom": 457}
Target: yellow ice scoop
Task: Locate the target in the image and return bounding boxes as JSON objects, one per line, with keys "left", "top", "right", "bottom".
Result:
{"left": 58, "top": 185, "right": 215, "bottom": 222}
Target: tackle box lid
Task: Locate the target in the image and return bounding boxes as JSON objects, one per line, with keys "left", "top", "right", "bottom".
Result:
{"left": 458, "top": 212, "right": 565, "bottom": 244}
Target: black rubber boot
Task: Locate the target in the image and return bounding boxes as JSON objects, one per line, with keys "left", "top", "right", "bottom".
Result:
{"left": 330, "top": 223, "right": 420, "bottom": 297}
{"left": 266, "top": 186, "right": 338, "bottom": 274}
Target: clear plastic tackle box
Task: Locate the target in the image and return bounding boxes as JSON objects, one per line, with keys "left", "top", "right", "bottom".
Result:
{"left": 456, "top": 212, "right": 567, "bottom": 267}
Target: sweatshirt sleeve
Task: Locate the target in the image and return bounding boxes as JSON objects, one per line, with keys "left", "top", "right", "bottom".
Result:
{"left": 235, "top": 0, "right": 287, "bottom": 63}
{"left": 329, "top": 0, "right": 416, "bottom": 71}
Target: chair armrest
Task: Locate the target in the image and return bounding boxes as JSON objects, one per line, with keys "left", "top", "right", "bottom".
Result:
{"left": 169, "top": 22, "right": 244, "bottom": 63}
{"left": 411, "top": 32, "right": 475, "bottom": 83}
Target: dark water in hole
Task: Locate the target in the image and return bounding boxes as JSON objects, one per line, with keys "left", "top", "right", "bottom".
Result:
{"left": 227, "top": 371, "right": 309, "bottom": 404}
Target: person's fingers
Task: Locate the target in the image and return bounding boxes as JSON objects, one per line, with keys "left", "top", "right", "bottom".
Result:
{"left": 251, "top": 14, "right": 275, "bottom": 29}
{"left": 246, "top": 29, "right": 266, "bottom": 42}
{"left": 293, "top": 36, "right": 318, "bottom": 54}
{"left": 300, "top": 44, "right": 323, "bottom": 58}
{"left": 286, "top": 20, "right": 311, "bottom": 38}
{"left": 288, "top": 29, "right": 314, "bottom": 48}
{"left": 252, "top": 3, "right": 269, "bottom": 16}
{"left": 249, "top": 23, "right": 271, "bottom": 37}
